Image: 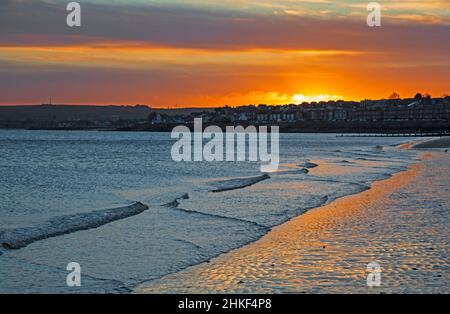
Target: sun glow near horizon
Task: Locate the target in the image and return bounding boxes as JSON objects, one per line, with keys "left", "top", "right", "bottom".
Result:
{"left": 292, "top": 94, "right": 344, "bottom": 104}
{"left": 0, "top": 0, "right": 448, "bottom": 106}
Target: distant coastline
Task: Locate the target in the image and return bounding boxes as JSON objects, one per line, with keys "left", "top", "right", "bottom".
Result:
{"left": 1, "top": 96, "right": 449, "bottom": 134}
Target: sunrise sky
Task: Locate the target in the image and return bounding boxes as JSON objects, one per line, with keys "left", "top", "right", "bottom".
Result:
{"left": 0, "top": 0, "right": 449, "bottom": 107}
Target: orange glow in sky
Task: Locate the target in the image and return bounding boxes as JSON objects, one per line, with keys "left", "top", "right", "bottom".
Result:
{"left": 0, "top": 0, "right": 449, "bottom": 107}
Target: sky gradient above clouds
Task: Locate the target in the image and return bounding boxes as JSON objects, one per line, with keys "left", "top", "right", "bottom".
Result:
{"left": 0, "top": 0, "right": 449, "bottom": 107}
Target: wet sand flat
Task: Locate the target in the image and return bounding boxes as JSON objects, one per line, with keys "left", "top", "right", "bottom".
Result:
{"left": 413, "top": 137, "right": 450, "bottom": 149}
{"left": 137, "top": 152, "right": 449, "bottom": 294}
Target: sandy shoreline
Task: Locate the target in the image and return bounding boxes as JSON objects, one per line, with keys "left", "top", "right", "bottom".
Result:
{"left": 137, "top": 151, "right": 449, "bottom": 293}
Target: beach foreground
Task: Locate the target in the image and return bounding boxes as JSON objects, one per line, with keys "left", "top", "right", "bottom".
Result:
{"left": 137, "top": 150, "right": 449, "bottom": 294}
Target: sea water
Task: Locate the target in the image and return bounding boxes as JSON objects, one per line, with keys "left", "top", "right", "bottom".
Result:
{"left": 0, "top": 130, "right": 420, "bottom": 293}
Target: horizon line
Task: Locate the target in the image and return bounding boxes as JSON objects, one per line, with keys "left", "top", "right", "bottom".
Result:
{"left": 1, "top": 95, "right": 448, "bottom": 109}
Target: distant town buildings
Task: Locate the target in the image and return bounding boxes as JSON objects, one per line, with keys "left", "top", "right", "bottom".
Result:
{"left": 0, "top": 96, "right": 449, "bottom": 132}
{"left": 149, "top": 96, "right": 450, "bottom": 127}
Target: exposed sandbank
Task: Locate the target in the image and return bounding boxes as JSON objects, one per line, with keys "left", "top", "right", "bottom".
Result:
{"left": 413, "top": 137, "right": 450, "bottom": 149}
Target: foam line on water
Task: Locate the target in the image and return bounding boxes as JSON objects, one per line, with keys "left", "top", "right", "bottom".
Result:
{"left": 301, "top": 176, "right": 371, "bottom": 191}
{"left": 209, "top": 174, "right": 271, "bottom": 193}
{"left": 0, "top": 202, "right": 149, "bottom": 250}
{"left": 163, "top": 193, "right": 190, "bottom": 208}
{"left": 167, "top": 206, "right": 270, "bottom": 230}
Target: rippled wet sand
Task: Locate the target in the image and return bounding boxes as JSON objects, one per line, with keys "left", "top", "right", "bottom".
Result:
{"left": 137, "top": 152, "right": 449, "bottom": 294}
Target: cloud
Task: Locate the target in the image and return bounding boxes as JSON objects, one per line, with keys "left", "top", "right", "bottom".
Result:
{"left": 0, "top": 0, "right": 449, "bottom": 106}
{"left": 1, "top": 0, "right": 449, "bottom": 52}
